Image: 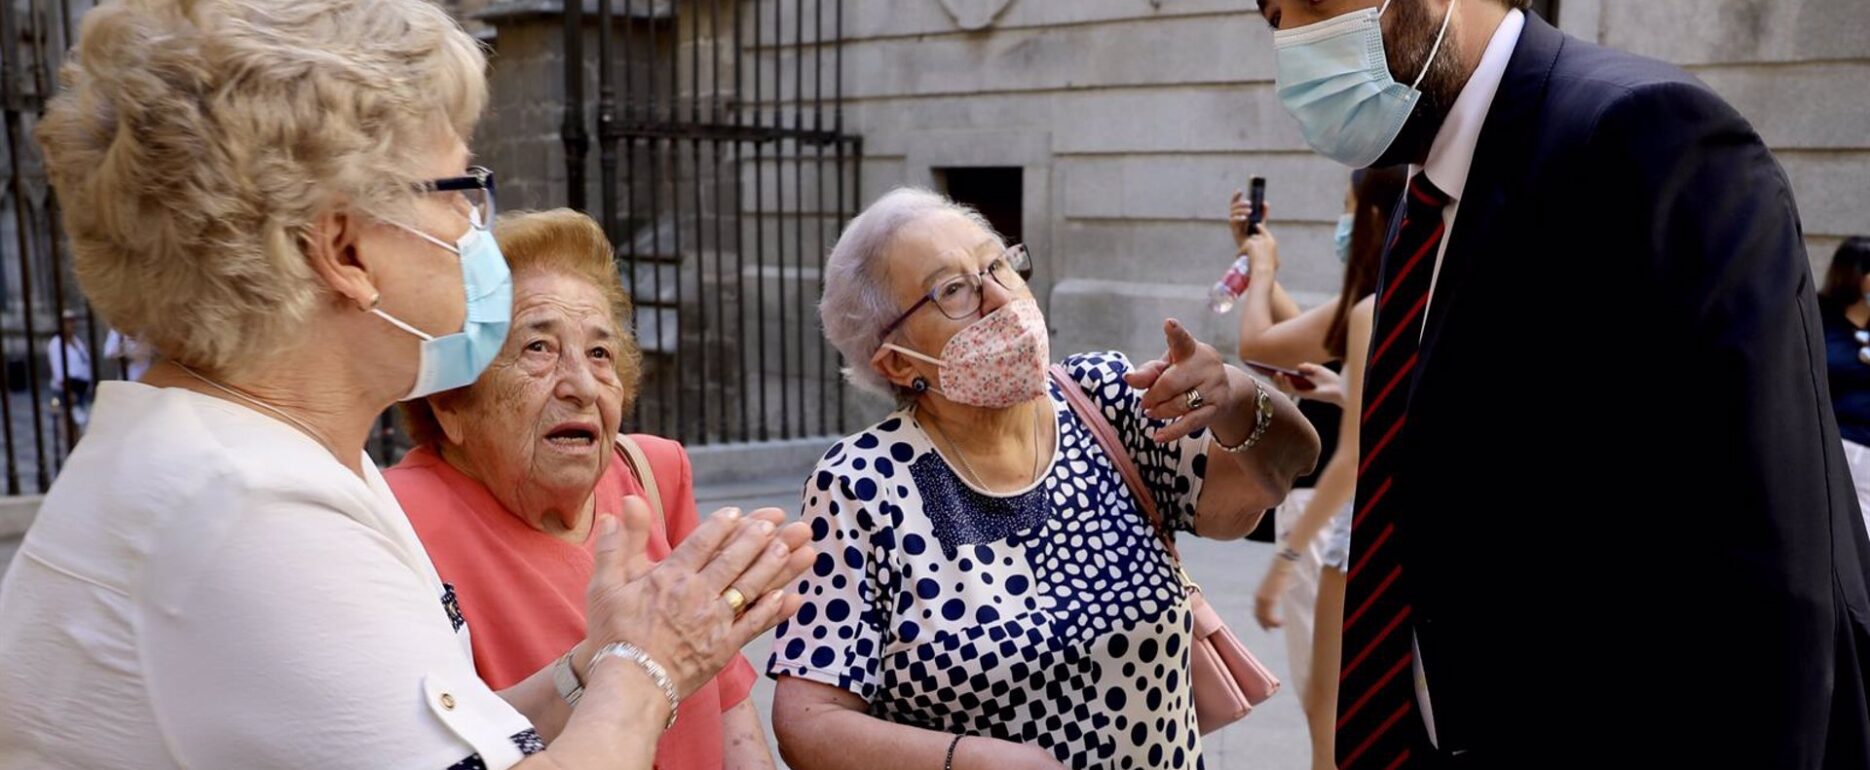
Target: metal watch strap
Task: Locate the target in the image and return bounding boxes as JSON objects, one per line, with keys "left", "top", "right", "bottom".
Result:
{"left": 552, "top": 650, "right": 585, "bottom": 707}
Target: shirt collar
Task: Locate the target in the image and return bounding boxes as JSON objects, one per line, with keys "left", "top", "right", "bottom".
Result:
{"left": 1415, "top": 8, "right": 1525, "bottom": 203}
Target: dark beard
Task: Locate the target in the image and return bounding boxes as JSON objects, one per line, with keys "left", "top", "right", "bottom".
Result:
{"left": 1370, "top": 0, "right": 1471, "bottom": 168}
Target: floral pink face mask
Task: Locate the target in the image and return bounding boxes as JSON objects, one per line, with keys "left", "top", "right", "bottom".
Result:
{"left": 878, "top": 299, "right": 1051, "bottom": 408}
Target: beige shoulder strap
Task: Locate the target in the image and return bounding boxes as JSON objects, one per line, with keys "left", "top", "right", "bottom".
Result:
{"left": 614, "top": 434, "right": 665, "bottom": 521}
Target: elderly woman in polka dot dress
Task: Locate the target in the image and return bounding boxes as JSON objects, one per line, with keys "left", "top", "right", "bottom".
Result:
{"left": 768, "top": 188, "right": 1321, "bottom": 770}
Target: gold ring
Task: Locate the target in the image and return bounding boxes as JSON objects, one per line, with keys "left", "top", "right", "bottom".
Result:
{"left": 1184, "top": 388, "right": 1206, "bottom": 411}
{"left": 721, "top": 586, "right": 749, "bottom": 616}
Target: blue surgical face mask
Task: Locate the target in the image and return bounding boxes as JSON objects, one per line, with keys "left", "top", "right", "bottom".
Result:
{"left": 1334, "top": 213, "right": 1356, "bottom": 263}
{"left": 373, "top": 216, "right": 513, "bottom": 400}
{"left": 1272, "top": 0, "right": 1457, "bottom": 168}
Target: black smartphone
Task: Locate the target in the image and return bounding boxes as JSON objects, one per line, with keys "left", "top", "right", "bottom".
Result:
{"left": 1247, "top": 176, "right": 1267, "bottom": 236}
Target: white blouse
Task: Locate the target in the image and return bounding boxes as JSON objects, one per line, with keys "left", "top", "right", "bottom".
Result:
{"left": 0, "top": 382, "right": 537, "bottom": 769}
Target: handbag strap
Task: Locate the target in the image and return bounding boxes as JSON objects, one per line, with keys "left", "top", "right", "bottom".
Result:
{"left": 614, "top": 433, "right": 665, "bottom": 522}
{"left": 1048, "top": 365, "right": 1182, "bottom": 564}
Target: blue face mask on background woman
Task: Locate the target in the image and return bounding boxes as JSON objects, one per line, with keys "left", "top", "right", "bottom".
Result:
{"left": 1335, "top": 213, "right": 1356, "bottom": 263}
{"left": 374, "top": 217, "right": 513, "bottom": 400}
{"left": 1272, "top": 0, "right": 1458, "bottom": 168}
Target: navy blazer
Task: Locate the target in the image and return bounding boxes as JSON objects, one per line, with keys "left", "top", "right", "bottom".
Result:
{"left": 1366, "top": 13, "right": 1870, "bottom": 767}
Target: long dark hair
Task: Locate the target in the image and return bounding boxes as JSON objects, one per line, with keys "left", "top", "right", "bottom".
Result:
{"left": 1820, "top": 236, "right": 1870, "bottom": 311}
{"left": 1325, "top": 166, "right": 1409, "bottom": 359}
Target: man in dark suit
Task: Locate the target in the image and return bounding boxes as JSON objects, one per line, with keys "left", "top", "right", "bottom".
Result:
{"left": 1254, "top": 1, "right": 1870, "bottom": 767}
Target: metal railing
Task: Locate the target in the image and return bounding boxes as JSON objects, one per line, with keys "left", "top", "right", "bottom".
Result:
{"left": 0, "top": 0, "right": 865, "bottom": 495}
{"left": 565, "top": 0, "right": 860, "bottom": 445}
{"left": 0, "top": 0, "right": 108, "bottom": 494}
{"left": 0, "top": 0, "right": 418, "bottom": 486}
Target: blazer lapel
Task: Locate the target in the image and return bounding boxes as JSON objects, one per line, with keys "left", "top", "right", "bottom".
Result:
{"left": 1408, "top": 14, "right": 1566, "bottom": 405}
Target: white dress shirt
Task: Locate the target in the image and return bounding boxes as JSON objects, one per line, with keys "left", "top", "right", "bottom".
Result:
{"left": 1416, "top": 9, "right": 1524, "bottom": 330}
{"left": 1407, "top": 7, "right": 1526, "bottom": 747}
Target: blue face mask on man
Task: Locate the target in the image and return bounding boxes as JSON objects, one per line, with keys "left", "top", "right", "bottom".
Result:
{"left": 1272, "top": 0, "right": 1458, "bottom": 168}
{"left": 374, "top": 214, "right": 513, "bottom": 400}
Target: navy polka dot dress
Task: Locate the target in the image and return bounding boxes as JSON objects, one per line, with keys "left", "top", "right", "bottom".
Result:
{"left": 768, "top": 352, "right": 1213, "bottom": 769}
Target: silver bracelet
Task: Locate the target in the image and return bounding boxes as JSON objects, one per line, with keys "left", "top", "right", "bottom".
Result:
{"left": 1216, "top": 376, "right": 1274, "bottom": 454}
{"left": 590, "top": 641, "right": 680, "bottom": 729}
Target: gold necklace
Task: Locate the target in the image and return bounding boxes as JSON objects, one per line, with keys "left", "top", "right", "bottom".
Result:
{"left": 922, "top": 400, "right": 1046, "bottom": 492}
{"left": 173, "top": 363, "right": 331, "bottom": 451}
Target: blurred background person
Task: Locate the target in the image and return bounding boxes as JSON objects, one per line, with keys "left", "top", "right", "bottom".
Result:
{"left": 105, "top": 328, "right": 155, "bottom": 381}
{"left": 1231, "top": 167, "right": 1406, "bottom": 770}
{"left": 46, "top": 310, "right": 93, "bottom": 428}
{"left": 1818, "top": 235, "right": 1870, "bottom": 531}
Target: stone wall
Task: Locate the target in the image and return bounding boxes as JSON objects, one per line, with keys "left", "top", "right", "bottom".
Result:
{"left": 1574, "top": 0, "right": 1869, "bottom": 270}
{"left": 761, "top": 0, "right": 1867, "bottom": 364}
{"left": 471, "top": 0, "right": 1869, "bottom": 429}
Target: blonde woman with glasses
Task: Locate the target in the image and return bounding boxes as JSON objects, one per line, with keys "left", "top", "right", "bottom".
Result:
{"left": 0, "top": 3, "right": 810, "bottom": 768}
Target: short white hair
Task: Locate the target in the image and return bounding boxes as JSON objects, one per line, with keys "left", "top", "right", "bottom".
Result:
{"left": 819, "top": 187, "right": 1003, "bottom": 398}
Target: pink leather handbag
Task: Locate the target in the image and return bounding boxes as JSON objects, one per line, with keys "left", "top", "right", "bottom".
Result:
{"left": 1050, "top": 365, "right": 1281, "bottom": 734}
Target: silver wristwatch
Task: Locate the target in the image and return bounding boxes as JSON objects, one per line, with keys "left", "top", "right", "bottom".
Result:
{"left": 552, "top": 650, "right": 585, "bottom": 707}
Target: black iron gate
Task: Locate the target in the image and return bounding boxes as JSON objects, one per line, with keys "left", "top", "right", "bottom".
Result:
{"left": 562, "top": 0, "right": 860, "bottom": 446}
{"left": 1, "top": 0, "right": 409, "bottom": 487}
{"left": 1, "top": 0, "right": 110, "bottom": 495}
{"left": 0, "top": 0, "right": 861, "bottom": 495}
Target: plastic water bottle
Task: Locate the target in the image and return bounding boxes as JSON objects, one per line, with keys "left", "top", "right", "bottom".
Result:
{"left": 1208, "top": 255, "right": 1252, "bottom": 313}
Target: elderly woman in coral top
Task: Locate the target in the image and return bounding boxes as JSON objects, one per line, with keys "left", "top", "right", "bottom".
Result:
{"left": 388, "top": 209, "right": 796, "bottom": 769}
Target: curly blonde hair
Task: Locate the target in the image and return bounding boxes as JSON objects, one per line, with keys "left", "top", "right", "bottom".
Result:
{"left": 36, "top": 0, "right": 488, "bottom": 377}
{"left": 401, "top": 209, "right": 643, "bottom": 449}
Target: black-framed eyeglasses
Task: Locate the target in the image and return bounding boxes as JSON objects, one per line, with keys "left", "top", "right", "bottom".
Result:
{"left": 876, "top": 244, "right": 1033, "bottom": 341}
{"left": 415, "top": 166, "right": 497, "bottom": 228}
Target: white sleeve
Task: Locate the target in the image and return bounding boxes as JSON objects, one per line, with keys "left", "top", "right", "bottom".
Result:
{"left": 45, "top": 339, "right": 62, "bottom": 385}
{"left": 766, "top": 459, "right": 887, "bottom": 701}
{"left": 140, "top": 500, "right": 541, "bottom": 770}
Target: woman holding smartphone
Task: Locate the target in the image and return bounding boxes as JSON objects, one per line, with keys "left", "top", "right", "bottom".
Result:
{"left": 1230, "top": 167, "right": 1406, "bottom": 770}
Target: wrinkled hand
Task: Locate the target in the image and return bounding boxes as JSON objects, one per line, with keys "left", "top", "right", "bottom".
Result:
{"left": 1124, "top": 319, "right": 1232, "bottom": 444}
{"left": 584, "top": 500, "right": 815, "bottom": 697}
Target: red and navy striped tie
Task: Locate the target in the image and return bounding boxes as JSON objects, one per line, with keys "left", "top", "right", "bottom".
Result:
{"left": 1336, "top": 174, "right": 1451, "bottom": 770}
